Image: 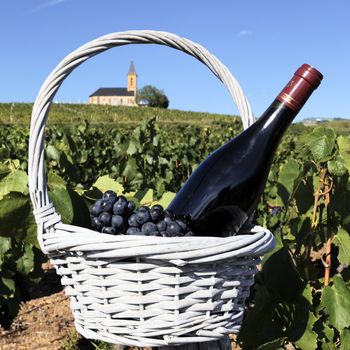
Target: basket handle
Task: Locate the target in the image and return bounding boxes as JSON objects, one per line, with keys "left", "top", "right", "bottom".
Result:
{"left": 28, "top": 30, "right": 254, "bottom": 237}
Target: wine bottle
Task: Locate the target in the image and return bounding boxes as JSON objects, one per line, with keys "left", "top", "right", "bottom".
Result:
{"left": 167, "top": 64, "right": 323, "bottom": 236}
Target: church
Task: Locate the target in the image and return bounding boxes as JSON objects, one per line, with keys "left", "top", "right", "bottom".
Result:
{"left": 88, "top": 62, "right": 137, "bottom": 106}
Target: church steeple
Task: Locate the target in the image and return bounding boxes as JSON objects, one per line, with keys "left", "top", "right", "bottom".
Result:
{"left": 127, "top": 61, "right": 137, "bottom": 95}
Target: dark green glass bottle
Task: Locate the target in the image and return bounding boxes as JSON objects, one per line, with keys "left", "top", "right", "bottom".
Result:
{"left": 167, "top": 64, "right": 323, "bottom": 236}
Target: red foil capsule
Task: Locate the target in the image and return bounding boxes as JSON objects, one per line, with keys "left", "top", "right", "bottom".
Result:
{"left": 276, "top": 64, "right": 323, "bottom": 112}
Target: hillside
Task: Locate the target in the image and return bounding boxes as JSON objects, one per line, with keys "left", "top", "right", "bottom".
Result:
{"left": 1, "top": 103, "right": 348, "bottom": 135}
{"left": 0, "top": 102, "right": 240, "bottom": 127}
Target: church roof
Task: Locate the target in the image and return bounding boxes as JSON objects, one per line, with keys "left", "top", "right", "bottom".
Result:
{"left": 89, "top": 88, "right": 134, "bottom": 97}
{"left": 128, "top": 61, "right": 136, "bottom": 75}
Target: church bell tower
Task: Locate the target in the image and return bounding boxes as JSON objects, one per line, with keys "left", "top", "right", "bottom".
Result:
{"left": 127, "top": 61, "right": 137, "bottom": 95}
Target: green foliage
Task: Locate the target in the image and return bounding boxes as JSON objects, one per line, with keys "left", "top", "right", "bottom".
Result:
{"left": 239, "top": 124, "right": 350, "bottom": 349}
{"left": 321, "top": 276, "right": 350, "bottom": 330}
{"left": 136, "top": 85, "right": 169, "bottom": 108}
{"left": 1, "top": 112, "right": 350, "bottom": 349}
{"left": 0, "top": 160, "right": 46, "bottom": 327}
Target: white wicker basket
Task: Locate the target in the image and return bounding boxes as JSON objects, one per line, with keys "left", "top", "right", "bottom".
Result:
{"left": 28, "top": 30, "right": 275, "bottom": 347}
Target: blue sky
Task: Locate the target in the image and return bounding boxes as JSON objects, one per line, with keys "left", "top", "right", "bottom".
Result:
{"left": 1, "top": 0, "right": 350, "bottom": 121}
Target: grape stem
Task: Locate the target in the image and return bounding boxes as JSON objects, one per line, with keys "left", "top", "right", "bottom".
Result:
{"left": 310, "top": 166, "right": 333, "bottom": 287}
{"left": 311, "top": 167, "right": 327, "bottom": 229}
{"left": 324, "top": 172, "right": 332, "bottom": 287}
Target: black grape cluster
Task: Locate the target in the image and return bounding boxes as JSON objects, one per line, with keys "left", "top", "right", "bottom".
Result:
{"left": 89, "top": 190, "right": 193, "bottom": 237}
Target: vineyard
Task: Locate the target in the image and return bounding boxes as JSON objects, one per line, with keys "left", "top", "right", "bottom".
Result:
{"left": 0, "top": 103, "right": 239, "bottom": 126}
{"left": 1, "top": 105, "right": 350, "bottom": 349}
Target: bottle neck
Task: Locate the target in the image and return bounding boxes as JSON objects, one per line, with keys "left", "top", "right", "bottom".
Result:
{"left": 251, "top": 99, "right": 297, "bottom": 150}
{"left": 254, "top": 64, "right": 322, "bottom": 139}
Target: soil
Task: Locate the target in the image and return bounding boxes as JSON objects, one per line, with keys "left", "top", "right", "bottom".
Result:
{"left": 0, "top": 265, "right": 75, "bottom": 350}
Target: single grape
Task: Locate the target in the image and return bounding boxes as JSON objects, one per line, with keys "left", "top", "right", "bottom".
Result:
{"left": 139, "top": 205, "right": 150, "bottom": 213}
{"left": 136, "top": 210, "right": 151, "bottom": 225}
{"left": 176, "top": 219, "right": 188, "bottom": 233}
{"left": 160, "top": 231, "right": 170, "bottom": 237}
{"left": 127, "top": 200, "right": 136, "bottom": 213}
{"left": 167, "top": 222, "right": 181, "bottom": 235}
{"left": 152, "top": 204, "right": 164, "bottom": 212}
{"left": 90, "top": 202, "right": 103, "bottom": 217}
{"left": 128, "top": 213, "right": 139, "bottom": 227}
{"left": 111, "top": 215, "right": 124, "bottom": 229}
{"left": 150, "top": 208, "right": 164, "bottom": 222}
{"left": 118, "top": 195, "right": 127, "bottom": 203}
{"left": 113, "top": 200, "right": 127, "bottom": 215}
{"left": 126, "top": 227, "right": 142, "bottom": 235}
{"left": 156, "top": 220, "right": 167, "bottom": 232}
{"left": 91, "top": 217, "right": 103, "bottom": 231}
{"left": 102, "top": 190, "right": 118, "bottom": 203}
{"left": 101, "top": 199, "right": 113, "bottom": 212}
{"left": 141, "top": 222, "right": 158, "bottom": 235}
{"left": 102, "top": 226, "right": 117, "bottom": 235}
{"left": 98, "top": 212, "right": 111, "bottom": 226}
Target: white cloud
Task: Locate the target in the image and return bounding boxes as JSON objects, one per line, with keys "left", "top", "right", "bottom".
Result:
{"left": 238, "top": 30, "right": 253, "bottom": 37}
{"left": 24, "top": 0, "right": 68, "bottom": 15}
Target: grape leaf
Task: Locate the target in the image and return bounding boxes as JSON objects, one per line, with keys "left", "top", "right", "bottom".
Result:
{"left": 328, "top": 157, "right": 348, "bottom": 177}
{"left": 46, "top": 144, "right": 60, "bottom": 161}
{"left": 333, "top": 227, "right": 350, "bottom": 265}
{"left": 126, "top": 141, "right": 137, "bottom": 155}
{"left": 340, "top": 328, "right": 350, "bottom": 350}
{"left": 0, "top": 192, "right": 31, "bottom": 238}
{"left": 337, "top": 135, "right": 350, "bottom": 171}
{"left": 313, "top": 320, "right": 335, "bottom": 346}
{"left": 321, "top": 276, "right": 350, "bottom": 330}
{"left": 92, "top": 175, "right": 124, "bottom": 194}
{"left": 294, "top": 311, "right": 318, "bottom": 350}
{"left": 49, "top": 188, "right": 73, "bottom": 224}
{"left": 0, "top": 170, "right": 28, "bottom": 200}
{"left": 276, "top": 159, "right": 302, "bottom": 207}
{"left": 122, "top": 158, "right": 138, "bottom": 180}
{"left": 307, "top": 127, "right": 336, "bottom": 163}
{"left": 139, "top": 189, "right": 153, "bottom": 205}
{"left": 0, "top": 236, "right": 11, "bottom": 255}
{"left": 47, "top": 171, "right": 66, "bottom": 190}
{"left": 0, "top": 237, "right": 11, "bottom": 265}
{"left": 158, "top": 191, "right": 176, "bottom": 208}
{"left": 1, "top": 277, "right": 15, "bottom": 293}
{"left": 302, "top": 283, "right": 313, "bottom": 305}
{"left": 16, "top": 244, "right": 34, "bottom": 275}
{"left": 0, "top": 145, "right": 10, "bottom": 159}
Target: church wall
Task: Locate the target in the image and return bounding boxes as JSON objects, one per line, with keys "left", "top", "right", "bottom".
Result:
{"left": 89, "top": 95, "right": 136, "bottom": 106}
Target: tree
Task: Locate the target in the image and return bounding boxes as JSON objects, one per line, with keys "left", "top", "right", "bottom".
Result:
{"left": 136, "top": 85, "right": 169, "bottom": 108}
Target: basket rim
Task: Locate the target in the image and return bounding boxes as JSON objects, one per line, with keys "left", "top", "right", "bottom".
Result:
{"left": 42, "top": 221, "right": 274, "bottom": 265}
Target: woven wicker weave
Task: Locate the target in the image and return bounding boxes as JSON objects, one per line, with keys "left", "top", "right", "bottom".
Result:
{"left": 28, "top": 30, "right": 275, "bottom": 347}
